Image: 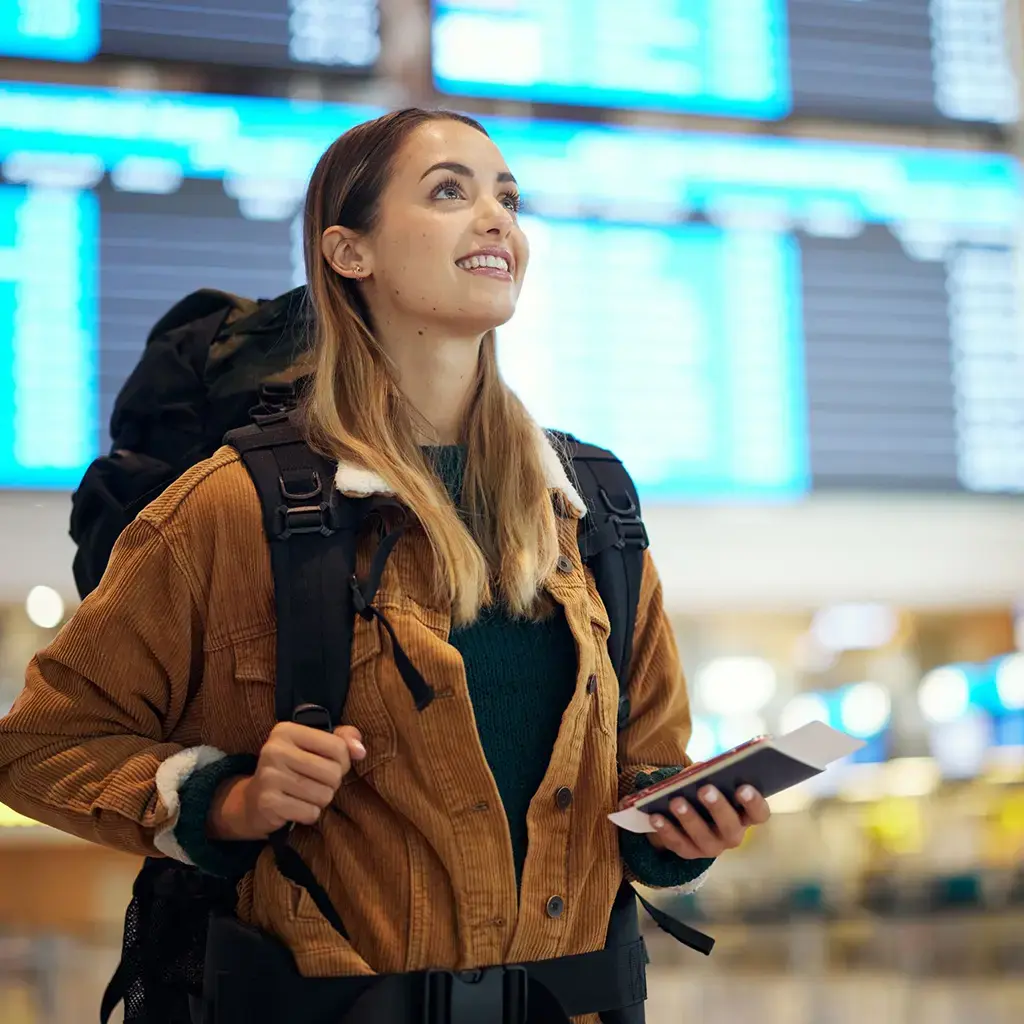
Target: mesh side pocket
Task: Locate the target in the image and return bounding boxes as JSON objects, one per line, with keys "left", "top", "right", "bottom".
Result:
{"left": 103, "top": 858, "right": 237, "bottom": 1024}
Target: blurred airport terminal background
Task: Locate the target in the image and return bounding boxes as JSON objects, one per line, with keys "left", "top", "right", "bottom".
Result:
{"left": 0, "top": 1, "right": 1023, "bottom": 1021}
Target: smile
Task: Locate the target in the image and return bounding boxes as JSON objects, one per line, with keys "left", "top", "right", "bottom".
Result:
{"left": 455, "top": 249, "right": 513, "bottom": 280}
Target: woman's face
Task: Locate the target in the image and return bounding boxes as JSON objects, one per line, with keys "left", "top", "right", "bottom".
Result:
{"left": 334, "top": 120, "right": 529, "bottom": 335}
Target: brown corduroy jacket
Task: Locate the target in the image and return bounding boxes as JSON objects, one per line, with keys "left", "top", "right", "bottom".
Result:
{"left": 0, "top": 434, "right": 700, "bottom": 992}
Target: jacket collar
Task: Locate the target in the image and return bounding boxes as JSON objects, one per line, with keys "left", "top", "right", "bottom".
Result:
{"left": 334, "top": 429, "right": 588, "bottom": 518}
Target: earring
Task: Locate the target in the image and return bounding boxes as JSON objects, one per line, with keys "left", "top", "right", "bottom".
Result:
{"left": 352, "top": 264, "right": 362, "bottom": 277}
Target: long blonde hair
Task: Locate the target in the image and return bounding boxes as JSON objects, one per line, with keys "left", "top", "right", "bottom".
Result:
{"left": 301, "top": 109, "right": 560, "bottom": 625}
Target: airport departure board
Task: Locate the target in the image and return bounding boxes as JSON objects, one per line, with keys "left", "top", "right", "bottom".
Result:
{"left": 0, "top": 82, "right": 1019, "bottom": 498}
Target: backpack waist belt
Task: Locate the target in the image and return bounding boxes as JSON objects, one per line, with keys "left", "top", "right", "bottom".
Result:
{"left": 202, "top": 914, "right": 647, "bottom": 1024}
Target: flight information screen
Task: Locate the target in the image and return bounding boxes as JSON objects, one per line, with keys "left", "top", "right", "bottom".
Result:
{"left": 0, "top": 0, "right": 380, "bottom": 69}
{"left": 433, "top": 0, "right": 1018, "bottom": 126}
{"left": 0, "top": 82, "right": 1019, "bottom": 499}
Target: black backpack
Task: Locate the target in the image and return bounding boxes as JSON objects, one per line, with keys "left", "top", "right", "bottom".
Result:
{"left": 76, "top": 288, "right": 711, "bottom": 1024}
{"left": 70, "top": 286, "right": 313, "bottom": 601}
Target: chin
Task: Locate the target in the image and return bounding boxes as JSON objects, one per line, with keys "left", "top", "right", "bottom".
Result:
{"left": 452, "top": 299, "right": 518, "bottom": 333}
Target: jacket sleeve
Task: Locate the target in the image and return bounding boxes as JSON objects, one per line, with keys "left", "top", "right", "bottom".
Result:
{"left": 0, "top": 516, "right": 221, "bottom": 859}
{"left": 617, "top": 549, "right": 713, "bottom": 890}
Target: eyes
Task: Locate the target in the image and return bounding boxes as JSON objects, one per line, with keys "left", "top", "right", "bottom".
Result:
{"left": 431, "top": 176, "right": 521, "bottom": 214}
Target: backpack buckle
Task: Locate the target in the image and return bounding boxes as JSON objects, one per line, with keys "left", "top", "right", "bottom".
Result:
{"left": 607, "top": 513, "right": 649, "bottom": 551}
{"left": 599, "top": 489, "right": 649, "bottom": 551}
{"left": 423, "top": 964, "right": 528, "bottom": 1024}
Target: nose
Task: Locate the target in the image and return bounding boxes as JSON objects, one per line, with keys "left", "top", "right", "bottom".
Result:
{"left": 475, "top": 195, "right": 514, "bottom": 239}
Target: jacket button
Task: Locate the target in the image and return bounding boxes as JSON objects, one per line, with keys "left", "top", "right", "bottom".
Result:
{"left": 556, "top": 554, "right": 573, "bottom": 573}
{"left": 546, "top": 895, "right": 565, "bottom": 919}
{"left": 555, "top": 786, "right": 573, "bottom": 810}
{"left": 586, "top": 675, "right": 598, "bottom": 695}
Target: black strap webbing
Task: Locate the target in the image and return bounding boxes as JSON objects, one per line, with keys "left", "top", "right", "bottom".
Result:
{"left": 341, "top": 943, "right": 645, "bottom": 1024}
{"left": 633, "top": 889, "right": 715, "bottom": 955}
{"left": 268, "top": 830, "right": 349, "bottom": 939}
{"left": 230, "top": 420, "right": 367, "bottom": 725}
{"left": 564, "top": 438, "right": 648, "bottom": 728}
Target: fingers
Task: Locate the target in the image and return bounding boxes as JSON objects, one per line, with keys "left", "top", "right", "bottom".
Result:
{"left": 651, "top": 787, "right": 753, "bottom": 857}
{"left": 736, "top": 785, "right": 772, "bottom": 825}
{"left": 334, "top": 725, "right": 367, "bottom": 762}
{"left": 274, "top": 721, "right": 365, "bottom": 765}
{"left": 648, "top": 815, "right": 707, "bottom": 859}
{"left": 255, "top": 789, "right": 322, "bottom": 830}
{"left": 275, "top": 768, "right": 337, "bottom": 809}
{"left": 657, "top": 795, "right": 725, "bottom": 856}
{"left": 697, "top": 787, "right": 747, "bottom": 848}
{"left": 279, "top": 746, "right": 346, "bottom": 789}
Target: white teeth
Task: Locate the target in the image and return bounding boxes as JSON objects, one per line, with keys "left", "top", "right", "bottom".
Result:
{"left": 457, "top": 254, "right": 509, "bottom": 272}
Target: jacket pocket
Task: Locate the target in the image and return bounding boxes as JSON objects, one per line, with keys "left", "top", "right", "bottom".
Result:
{"left": 228, "top": 622, "right": 397, "bottom": 779}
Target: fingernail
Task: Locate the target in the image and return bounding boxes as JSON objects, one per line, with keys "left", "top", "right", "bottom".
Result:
{"left": 739, "top": 786, "right": 756, "bottom": 802}
{"left": 351, "top": 740, "right": 367, "bottom": 758}
{"left": 651, "top": 816, "right": 666, "bottom": 830}
{"left": 671, "top": 799, "right": 688, "bottom": 816}
{"left": 702, "top": 788, "right": 719, "bottom": 804}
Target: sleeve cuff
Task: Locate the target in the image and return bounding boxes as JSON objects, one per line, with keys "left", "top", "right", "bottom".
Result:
{"left": 154, "top": 748, "right": 263, "bottom": 878}
{"left": 619, "top": 766, "right": 715, "bottom": 891}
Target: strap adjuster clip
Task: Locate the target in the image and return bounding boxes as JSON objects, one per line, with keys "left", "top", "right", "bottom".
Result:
{"left": 272, "top": 502, "right": 334, "bottom": 539}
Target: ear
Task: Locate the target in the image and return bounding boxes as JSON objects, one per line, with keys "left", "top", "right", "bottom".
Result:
{"left": 321, "top": 226, "right": 373, "bottom": 280}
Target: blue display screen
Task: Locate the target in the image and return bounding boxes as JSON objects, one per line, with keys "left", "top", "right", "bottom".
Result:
{"left": 498, "top": 219, "right": 808, "bottom": 499}
{"left": 0, "top": 0, "right": 99, "bottom": 60}
{"left": 0, "top": 0, "right": 380, "bottom": 69}
{"left": 433, "top": 0, "right": 1018, "bottom": 125}
{"left": 0, "top": 185, "right": 97, "bottom": 489}
{"left": 0, "top": 82, "right": 1019, "bottom": 497}
{"left": 433, "top": 0, "right": 790, "bottom": 119}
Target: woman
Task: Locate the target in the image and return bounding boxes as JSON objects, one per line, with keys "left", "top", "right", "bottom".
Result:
{"left": 0, "top": 110, "right": 770, "bottom": 1023}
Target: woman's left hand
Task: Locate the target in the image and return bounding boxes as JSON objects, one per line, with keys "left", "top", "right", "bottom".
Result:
{"left": 646, "top": 786, "right": 771, "bottom": 859}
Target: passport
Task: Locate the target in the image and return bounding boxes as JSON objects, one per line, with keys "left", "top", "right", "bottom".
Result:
{"left": 609, "top": 721, "right": 865, "bottom": 833}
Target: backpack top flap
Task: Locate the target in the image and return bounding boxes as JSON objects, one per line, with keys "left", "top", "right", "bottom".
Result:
{"left": 202, "top": 287, "right": 314, "bottom": 443}
{"left": 109, "top": 290, "right": 251, "bottom": 462}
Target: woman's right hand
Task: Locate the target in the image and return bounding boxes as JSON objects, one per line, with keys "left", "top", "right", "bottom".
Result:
{"left": 208, "top": 723, "right": 366, "bottom": 841}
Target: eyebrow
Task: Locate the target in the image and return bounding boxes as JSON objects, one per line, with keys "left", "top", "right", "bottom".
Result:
{"left": 419, "top": 161, "right": 517, "bottom": 185}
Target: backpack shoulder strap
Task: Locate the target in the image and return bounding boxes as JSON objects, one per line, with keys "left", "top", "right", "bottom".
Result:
{"left": 225, "top": 410, "right": 375, "bottom": 941}
{"left": 556, "top": 432, "right": 648, "bottom": 731}
{"left": 552, "top": 431, "right": 716, "bottom": 960}
{"left": 225, "top": 412, "right": 369, "bottom": 729}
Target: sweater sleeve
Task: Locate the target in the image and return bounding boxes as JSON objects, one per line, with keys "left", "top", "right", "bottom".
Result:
{"left": 171, "top": 754, "right": 264, "bottom": 878}
{"left": 619, "top": 766, "right": 714, "bottom": 890}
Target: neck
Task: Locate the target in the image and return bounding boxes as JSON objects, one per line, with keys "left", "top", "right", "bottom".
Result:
{"left": 375, "top": 321, "right": 484, "bottom": 445}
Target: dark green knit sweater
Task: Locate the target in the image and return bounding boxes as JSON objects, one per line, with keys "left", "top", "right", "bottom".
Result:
{"left": 175, "top": 447, "right": 710, "bottom": 890}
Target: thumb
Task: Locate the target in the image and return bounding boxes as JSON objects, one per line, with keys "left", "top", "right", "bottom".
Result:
{"left": 334, "top": 725, "right": 366, "bottom": 761}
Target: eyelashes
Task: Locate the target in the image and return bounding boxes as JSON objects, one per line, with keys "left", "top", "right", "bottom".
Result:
{"left": 432, "top": 176, "right": 521, "bottom": 214}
